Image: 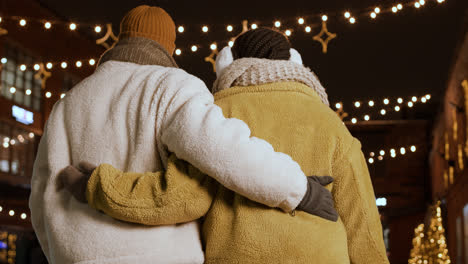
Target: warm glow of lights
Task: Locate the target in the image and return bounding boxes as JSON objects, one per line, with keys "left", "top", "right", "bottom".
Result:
{"left": 76, "top": 61, "right": 82, "bottom": 67}
{"left": 370, "top": 152, "right": 375, "bottom": 157}
{"left": 408, "top": 101, "right": 414, "bottom": 107}
{"left": 34, "top": 64, "right": 40, "bottom": 71}
{"left": 298, "top": 18, "right": 305, "bottom": 24}
{"left": 412, "top": 96, "right": 417, "bottom": 102}
{"left": 228, "top": 41, "right": 234, "bottom": 47}
{"left": 354, "top": 101, "right": 361, "bottom": 108}
{"left": 285, "top": 30, "right": 292, "bottom": 36}
{"left": 392, "top": 6, "right": 398, "bottom": 12}
{"left": 411, "top": 145, "right": 417, "bottom": 152}
{"left": 364, "top": 115, "right": 370, "bottom": 121}
{"left": 191, "top": 45, "right": 198, "bottom": 52}
{"left": 344, "top": 12, "right": 351, "bottom": 18}
{"left": 89, "top": 59, "right": 96, "bottom": 66}
{"left": 10, "top": 87, "right": 16, "bottom": 94}
{"left": 380, "top": 150, "right": 385, "bottom": 156}
{"left": 25, "top": 89, "right": 31, "bottom": 95}
{"left": 437, "top": 0, "right": 444, "bottom": 3}
{"left": 397, "top": 3, "right": 403, "bottom": 10}
{"left": 46, "top": 62, "right": 53, "bottom": 69}
{"left": 21, "top": 213, "right": 27, "bottom": 220}
{"left": 378, "top": 156, "right": 383, "bottom": 161}
{"left": 375, "top": 7, "right": 381, "bottom": 14}
{"left": 322, "top": 15, "right": 328, "bottom": 22}
{"left": 368, "top": 158, "right": 374, "bottom": 164}
{"left": 335, "top": 103, "right": 342, "bottom": 109}
{"left": 69, "top": 23, "right": 77, "bottom": 30}
{"left": 202, "top": 26, "right": 208, "bottom": 32}
{"left": 397, "top": 98, "right": 403, "bottom": 104}
{"left": 251, "top": 23, "right": 258, "bottom": 29}
{"left": 274, "top": 21, "right": 281, "bottom": 27}
{"left": 369, "top": 100, "right": 374, "bottom": 107}
{"left": 10, "top": 139, "right": 15, "bottom": 145}
{"left": 370, "top": 12, "right": 377, "bottom": 19}
{"left": 61, "top": 93, "right": 66, "bottom": 99}
{"left": 419, "top": 0, "right": 425, "bottom": 5}
{"left": 380, "top": 109, "right": 386, "bottom": 115}
{"left": 2, "top": 142, "right": 8, "bottom": 148}
{"left": 20, "top": 19, "right": 27, "bottom": 26}
{"left": 425, "top": 94, "right": 431, "bottom": 100}
{"left": 210, "top": 43, "right": 217, "bottom": 50}
{"left": 95, "top": 25, "right": 102, "bottom": 33}
{"left": 178, "top": 26, "right": 184, "bottom": 33}
{"left": 349, "top": 17, "right": 356, "bottom": 24}
{"left": 9, "top": 210, "right": 14, "bottom": 216}
{"left": 61, "top": 62, "right": 67, "bottom": 69}
{"left": 45, "top": 92, "right": 52, "bottom": 98}
{"left": 351, "top": 118, "right": 357, "bottom": 124}
{"left": 1, "top": 58, "right": 6, "bottom": 64}
{"left": 227, "top": 25, "right": 233, "bottom": 32}
{"left": 391, "top": 152, "right": 396, "bottom": 158}
{"left": 383, "top": 98, "right": 389, "bottom": 105}
{"left": 44, "top": 22, "right": 51, "bottom": 29}
{"left": 305, "top": 26, "right": 311, "bottom": 33}
{"left": 395, "top": 106, "right": 401, "bottom": 112}
{"left": 421, "top": 97, "right": 427, "bottom": 103}
{"left": 400, "top": 147, "right": 406, "bottom": 155}
{"left": 29, "top": 133, "right": 34, "bottom": 138}
{"left": 20, "top": 64, "right": 26, "bottom": 71}
{"left": 175, "top": 49, "right": 182, "bottom": 55}
{"left": 415, "top": 2, "right": 421, "bottom": 8}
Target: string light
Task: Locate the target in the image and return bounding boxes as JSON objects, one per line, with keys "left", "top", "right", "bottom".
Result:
{"left": 408, "top": 101, "right": 414, "bottom": 107}
{"left": 0, "top": 206, "right": 2, "bottom": 212}
{"left": 175, "top": 49, "right": 182, "bottom": 55}
{"left": 415, "top": 2, "right": 421, "bottom": 8}
{"left": 369, "top": 158, "right": 374, "bottom": 164}
{"left": 1, "top": 58, "right": 6, "bottom": 64}
{"left": 344, "top": 12, "right": 351, "bottom": 18}
{"left": 251, "top": 23, "right": 258, "bottom": 29}
{"left": 228, "top": 41, "right": 234, "bottom": 47}
{"left": 351, "top": 118, "right": 357, "bottom": 124}
{"left": 45, "top": 92, "right": 52, "bottom": 98}
{"left": 298, "top": 18, "right": 305, "bottom": 24}
{"left": 383, "top": 98, "right": 390, "bottom": 105}
{"left": 20, "top": 213, "right": 27, "bottom": 220}
{"left": 392, "top": 6, "right": 398, "bottom": 13}
{"left": 375, "top": 7, "right": 381, "bottom": 14}
{"left": 19, "top": 19, "right": 26, "bottom": 26}
{"left": 421, "top": 97, "right": 427, "bottom": 103}
{"left": 285, "top": 29, "right": 292, "bottom": 36}
{"left": 370, "top": 152, "right": 375, "bottom": 157}
{"left": 29, "top": 133, "right": 34, "bottom": 138}
{"left": 61, "top": 62, "right": 67, "bottom": 69}
{"left": 2, "top": 142, "right": 8, "bottom": 148}
{"left": 378, "top": 156, "right": 383, "bottom": 161}
{"left": 227, "top": 25, "right": 233, "bottom": 32}
{"left": 20, "top": 64, "right": 27, "bottom": 71}
{"left": 89, "top": 59, "right": 96, "bottom": 66}
{"left": 9, "top": 87, "right": 16, "bottom": 94}
{"left": 178, "top": 26, "right": 184, "bottom": 33}
{"left": 425, "top": 94, "right": 431, "bottom": 100}
{"left": 69, "top": 23, "right": 77, "bottom": 31}
{"left": 274, "top": 21, "right": 281, "bottom": 27}
{"left": 354, "top": 101, "right": 361, "bottom": 108}
{"left": 191, "top": 45, "right": 198, "bottom": 52}
{"left": 419, "top": 0, "right": 426, "bottom": 5}
{"left": 0, "top": 17, "right": 2, "bottom": 23}
{"left": 411, "top": 145, "right": 417, "bottom": 152}
{"left": 370, "top": 12, "right": 377, "bottom": 19}
{"left": 61, "top": 93, "right": 66, "bottom": 99}
{"left": 349, "top": 17, "right": 356, "bottom": 24}
{"left": 364, "top": 115, "right": 370, "bottom": 121}
{"left": 202, "top": 26, "right": 209, "bottom": 32}
{"left": 95, "top": 25, "right": 102, "bottom": 33}
{"left": 437, "top": 0, "right": 444, "bottom": 3}
{"left": 368, "top": 100, "right": 374, "bottom": 107}
{"left": 305, "top": 26, "right": 311, "bottom": 33}
{"left": 9, "top": 210, "right": 14, "bottom": 216}
{"left": 25, "top": 89, "right": 31, "bottom": 95}
{"left": 44, "top": 22, "right": 51, "bottom": 29}
{"left": 210, "top": 43, "right": 217, "bottom": 50}
{"left": 380, "top": 109, "right": 386, "bottom": 115}
{"left": 335, "top": 103, "right": 342, "bottom": 109}
{"left": 76, "top": 61, "right": 82, "bottom": 67}
{"left": 46, "top": 62, "right": 53, "bottom": 69}
{"left": 322, "top": 15, "right": 328, "bottom": 22}
{"left": 33, "top": 64, "right": 40, "bottom": 71}
{"left": 398, "top": 98, "right": 403, "bottom": 104}
{"left": 400, "top": 147, "right": 406, "bottom": 155}
{"left": 397, "top": 3, "right": 403, "bottom": 10}
{"left": 412, "top": 96, "right": 417, "bottom": 102}
{"left": 395, "top": 106, "right": 401, "bottom": 112}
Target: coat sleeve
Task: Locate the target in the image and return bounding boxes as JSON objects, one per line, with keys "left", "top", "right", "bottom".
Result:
{"left": 332, "top": 139, "right": 389, "bottom": 264}
{"left": 158, "top": 70, "right": 307, "bottom": 212}
{"left": 86, "top": 155, "right": 216, "bottom": 225}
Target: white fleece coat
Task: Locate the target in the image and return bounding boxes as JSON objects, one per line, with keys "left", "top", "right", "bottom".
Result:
{"left": 29, "top": 61, "right": 307, "bottom": 264}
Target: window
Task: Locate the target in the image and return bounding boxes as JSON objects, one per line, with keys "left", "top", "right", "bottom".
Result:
{"left": 0, "top": 121, "right": 37, "bottom": 178}
{"left": 1, "top": 42, "right": 42, "bottom": 111}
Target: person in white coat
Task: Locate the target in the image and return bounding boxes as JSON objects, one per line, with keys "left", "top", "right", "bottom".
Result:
{"left": 29, "top": 5, "right": 336, "bottom": 264}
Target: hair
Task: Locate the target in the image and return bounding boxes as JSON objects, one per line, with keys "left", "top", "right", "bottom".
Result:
{"left": 232, "top": 27, "right": 291, "bottom": 60}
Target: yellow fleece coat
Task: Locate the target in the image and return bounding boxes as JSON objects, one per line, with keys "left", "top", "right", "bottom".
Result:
{"left": 86, "top": 81, "right": 389, "bottom": 264}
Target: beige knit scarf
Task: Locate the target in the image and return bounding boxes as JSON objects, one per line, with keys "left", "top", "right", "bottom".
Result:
{"left": 213, "top": 58, "right": 329, "bottom": 106}
{"left": 98, "top": 37, "right": 178, "bottom": 68}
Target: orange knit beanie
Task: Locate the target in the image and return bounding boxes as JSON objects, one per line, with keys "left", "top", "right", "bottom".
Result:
{"left": 119, "top": 5, "right": 176, "bottom": 54}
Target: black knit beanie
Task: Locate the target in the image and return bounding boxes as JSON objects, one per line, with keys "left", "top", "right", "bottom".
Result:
{"left": 232, "top": 27, "right": 291, "bottom": 60}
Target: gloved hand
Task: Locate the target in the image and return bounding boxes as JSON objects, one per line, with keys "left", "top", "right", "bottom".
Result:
{"left": 58, "top": 162, "right": 97, "bottom": 203}
{"left": 296, "top": 176, "right": 338, "bottom": 222}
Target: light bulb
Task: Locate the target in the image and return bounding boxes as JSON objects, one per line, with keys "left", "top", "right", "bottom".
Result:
{"left": 374, "top": 7, "right": 381, "bottom": 14}
{"left": 408, "top": 101, "right": 414, "bottom": 107}
{"left": 20, "top": 64, "right": 26, "bottom": 71}
{"left": 371, "top": 12, "right": 377, "bottom": 19}
{"left": 95, "top": 25, "right": 102, "bottom": 33}
{"left": 412, "top": 96, "right": 417, "bottom": 102}
{"left": 44, "top": 22, "right": 51, "bottom": 29}
{"left": 298, "top": 18, "right": 304, "bottom": 24}
{"left": 397, "top": 4, "right": 403, "bottom": 10}
{"left": 1, "top": 58, "right": 6, "bottom": 64}
{"left": 384, "top": 98, "right": 389, "bottom": 105}
{"left": 202, "top": 26, "right": 208, "bottom": 32}
{"left": 2, "top": 142, "right": 8, "bottom": 148}
{"left": 305, "top": 26, "right": 311, "bottom": 33}
{"left": 21, "top": 213, "right": 27, "bottom": 220}
{"left": 411, "top": 146, "right": 416, "bottom": 152}
{"left": 285, "top": 30, "right": 292, "bottom": 36}
{"left": 380, "top": 150, "right": 385, "bottom": 156}
{"left": 392, "top": 6, "right": 398, "bottom": 13}
{"left": 354, "top": 101, "right": 361, "bottom": 108}
{"left": 322, "top": 15, "right": 328, "bottom": 22}
{"left": 351, "top": 118, "right": 357, "bottom": 124}
{"left": 419, "top": 0, "right": 425, "bottom": 5}
{"left": 350, "top": 17, "right": 356, "bottom": 24}
{"left": 20, "top": 19, "right": 27, "bottom": 26}
{"left": 191, "top": 45, "right": 198, "bottom": 52}
{"left": 274, "top": 21, "right": 281, "bottom": 27}
{"left": 395, "top": 106, "right": 400, "bottom": 112}
{"left": 89, "top": 59, "right": 96, "bottom": 66}
{"left": 29, "top": 133, "right": 34, "bottom": 138}
{"left": 415, "top": 2, "right": 421, "bottom": 8}
{"left": 61, "top": 62, "right": 67, "bottom": 69}
{"left": 175, "top": 49, "right": 182, "bottom": 55}
{"left": 210, "top": 43, "right": 217, "bottom": 50}
{"left": 10, "top": 87, "right": 16, "bottom": 94}
{"left": 25, "top": 89, "right": 31, "bottom": 95}
{"left": 61, "top": 93, "right": 66, "bottom": 99}
{"left": 400, "top": 147, "right": 406, "bottom": 155}
{"left": 344, "top": 12, "right": 351, "bottom": 18}
{"left": 397, "top": 98, "right": 403, "bottom": 104}
{"left": 69, "top": 23, "right": 77, "bottom": 31}
{"left": 421, "top": 97, "right": 427, "bottom": 103}
{"left": 227, "top": 25, "right": 233, "bottom": 32}
{"left": 368, "top": 158, "right": 374, "bottom": 164}
{"left": 228, "top": 41, "right": 234, "bottom": 47}
{"left": 76, "top": 61, "right": 82, "bottom": 68}
{"left": 335, "top": 103, "right": 342, "bottom": 109}
{"left": 369, "top": 100, "right": 374, "bottom": 107}
{"left": 437, "top": 0, "right": 444, "bottom": 3}
{"left": 45, "top": 92, "right": 52, "bottom": 98}
{"left": 425, "top": 94, "right": 431, "bottom": 100}
{"left": 34, "top": 64, "right": 40, "bottom": 71}
{"left": 178, "top": 26, "right": 184, "bottom": 33}
{"left": 370, "top": 152, "right": 375, "bottom": 157}
{"left": 9, "top": 210, "right": 14, "bottom": 216}
{"left": 364, "top": 115, "right": 370, "bottom": 121}
{"left": 380, "top": 109, "right": 386, "bottom": 115}
{"left": 46, "top": 62, "right": 53, "bottom": 69}
{"left": 251, "top": 23, "right": 258, "bottom": 29}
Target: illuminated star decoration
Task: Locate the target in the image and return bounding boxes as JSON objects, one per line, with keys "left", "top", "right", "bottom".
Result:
{"left": 34, "top": 63, "right": 52, "bottom": 89}
{"left": 96, "top": 24, "right": 118, "bottom": 49}
{"left": 313, "top": 20, "right": 336, "bottom": 54}
{"left": 204, "top": 45, "right": 218, "bottom": 73}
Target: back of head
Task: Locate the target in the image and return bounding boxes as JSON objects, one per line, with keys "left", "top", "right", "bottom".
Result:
{"left": 119, "top": 5, "right": 176, "bottom": 54}
{"left": 232, "top": 28, "right": 291, "bottom": 60}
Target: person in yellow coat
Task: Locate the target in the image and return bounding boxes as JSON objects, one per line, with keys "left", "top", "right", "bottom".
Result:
{"left": 61, "top": 28, "right": 389, "bottom": 263}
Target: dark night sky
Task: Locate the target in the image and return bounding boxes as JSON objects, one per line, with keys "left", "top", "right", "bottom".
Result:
{"left": 38, "top": 0, "right": 467, "bottom": 108}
